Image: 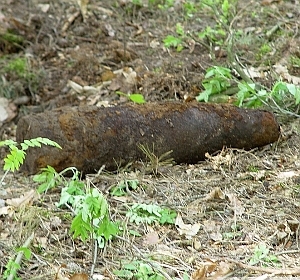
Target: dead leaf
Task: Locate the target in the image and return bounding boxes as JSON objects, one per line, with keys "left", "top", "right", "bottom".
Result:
{"left": 0, "top": 97, "right": 17, "bottom": 124}
{"left": 191, "top": 260, "right": 232, "bottom": 280}
{"left": 37, "top": 4, "right": 50, "bottom": 13}
{"left": 204, "top": 187, "right": 225, "bottom": 200}
{"left": 175, "top": 213, "right": 201, "bottom": 239}
{"left": 36, "top": 236, "right": 48, "bottom": 249}
{"left": 50, "top": 216, "right": 62, "bottom": 229}
{"left": 273, "top": 64, "right": 300, "bottom": 85}
{"left": 190, "top": 266, "right": 207, "bottom": 280}
{"left": 69, "top": 273, "right": 89, "bottom": 280}
{"left": 226, "top": 193, "right": 245, "bottom": 216}
{"left": 202, "top": 220, "right": 222, "bottom": 242}
{"left": 6, "top": 190, "right": 38, "bottom": 208}
{"left": 0, "top": 206, "right": 11, "bottom": 215}
{"left": 211, "top": 261, "right": 232, "bottom": 279}
{"left": 261, "top": 0, "right": 282, "bottom": 5}
{"left": 143, "top": 231, "right": 160, "bottom": 246}
{"left": 277, "top": 170, "right": 300, "bottom": 179}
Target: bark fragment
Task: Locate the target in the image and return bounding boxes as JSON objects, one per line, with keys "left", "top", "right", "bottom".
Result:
{"left": 16, "top": 102, "right": 280, "bottom": 174}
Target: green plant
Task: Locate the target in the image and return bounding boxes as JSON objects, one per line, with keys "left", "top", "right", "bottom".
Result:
{"left": 116, "top": 91, "right": 146, "bottom": 104}
{"left": 290, "top": 55, "right": 300, "bottom": 68}
{"left": 157, "top": 0, "right": 174, "bottom": 10}
{"left": 196, "top": 66, "right": 232, "bottom": 102}
{"left": 113, "top": 260, "right": 165, "bottom": 279}
{"left": 35, "top": 166, "right": 119, "bottom": 247}
{"left": 197, "top": 0, "right": 237, "bottom": 46}
{"left": 196, "top": 65, "right": 300, "bottom": 112}
{"left": 198, "top": 26, "right": 226, "bottom": 46}
{"left": 3, "top": 233, "right": 34, "bottom": 280}
{"left": 3, "top": 247, "right": 31, "bottom": 280}
{"left": 249, "top": 243, "right": 280, "bottom": 267}
{"left": 236, "top": 80, "right": 300, "bottom": 109}
{"left": 0, "top": 137, "right": 61, "bottom": 184}
{"left": 126, "top": 203, "right": 176, "bottom": 225}
{"left": 138, "top": 143, "right": 174, "bottom": 174}
{"left": 163, "top": 23, "right": 186, "bottom": 52}
{"left": 183, "top": 1, "right": 196, "bottom": 18}
{"left": 222, "top": 224, "right": 242, "bottom": 240}
{"left": 110, "top": 179, "right": 140, "bottom": 196}
{"left": 33, "top": 165, "right": 83, "bottom": 194}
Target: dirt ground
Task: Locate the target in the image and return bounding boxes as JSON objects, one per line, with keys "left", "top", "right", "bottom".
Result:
{"left": 1, "top": 0, "right": 300, "bottom": 279}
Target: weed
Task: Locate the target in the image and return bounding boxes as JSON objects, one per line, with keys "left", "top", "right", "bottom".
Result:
{"left": 110, "top": 179, "right": 140, "bottom": 196}
{"left": 1, "top": 31, "right": 24, "bottom": 46}
{"left": 35, "top": 166, "right": 119, "bottom": 247}
{"left": 290, "top": 55, "right": 300, "bottom": 68}
{"left": 3, "top": 247, "right": 32, "bottom": 280}
{"left": 116, "top": 91, "right": 146, "bottom": 104}
{"left": 236, "top": 80, "right": 300, "bottom": 109}
{"left": 0, "top": 56, "right": 43, "bottom": 98}
{"left": 113, "top": 260, "right": 165, "bottom": 279}
{"left": 196, "top": 66, "right": 232, "bottom": 102}
{"left": 163, "top": 23, "right": 186, "bottom": 52}
{"left": 196, "top": 0, "right": 237, "bottom": 46}
{"left": 138, "top": 143, "right": 174, "bottom": 174}
{"left": 196, "top": 66, "right": 300, "bottom": 112}
{"left": 157, "top": 0, "right": 174, "bottom": 10}
{"left": 126, "top": 203, "right": 176, "bottom": 225}
{"left": 0, "top": 137, "right": 61, "bottom": 183}
{"left": 183, "top": 1, "right": 196, "bottom": 18}
{"left": 249, "top": 243, "right": 281, "bottom": 267}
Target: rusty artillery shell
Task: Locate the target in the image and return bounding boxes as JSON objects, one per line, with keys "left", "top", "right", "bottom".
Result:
{"left": 16, "top": 102, "right": 280, "bottom": 174}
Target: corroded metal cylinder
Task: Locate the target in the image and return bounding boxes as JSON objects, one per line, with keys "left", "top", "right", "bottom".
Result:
{"left": 16, "top": 102, "right": 280, "bottom": 174}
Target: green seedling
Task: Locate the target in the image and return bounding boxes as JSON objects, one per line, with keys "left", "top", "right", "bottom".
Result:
{"left": 198, "top": 26, "right": 226, "bottom": 46}
{"left": 183, "top": 1, "right": 196, "bottom": 18}
{"left": 3, "top": 246, "right": 32, "bottom": 280}
{"left": 249, "top": 243, "right": 280, "bottom": 267}
{"left": 110, "top": 179, "right": 139, "bottom": 196}
{"left": 222, "top": 224, "right": 242, "bottom": 240}
{"left": 0, "top": 137, "right": 61, "bottom": 185}
{"left": 35, "top": 166, "right": 119, "bottom": 247}
{"left": 138, "top": 143, "right": 174, "bottom": 174}
{"left": 157, "top": 0, "right": 174, "bottom": 10}
{"left": 236, "top": 80, "right": 300, "bottom": 108}
{"left": 113, "top": 260, "right": 165, "bottom": 280}
{"left": 196, "top": 66, "right": 232, "bottom": 102}
{"left": 116, "top": 91, "right": 146, "bottom": 104}
{"left": 163, "top": 23, "right": 185, "bottom": 52}
{"left": 290, "top": 55, "right": 300, "bottom": 68}
{"left": 69, "top": 187, "right": 119, "bottom": 247}
{"left": 126, "top": 203, "right": 176, "bottom": 225}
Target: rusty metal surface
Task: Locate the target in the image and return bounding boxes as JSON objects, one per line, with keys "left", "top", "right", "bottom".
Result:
{"left": 16, "top": 102, "right": 280, "bottom": 174}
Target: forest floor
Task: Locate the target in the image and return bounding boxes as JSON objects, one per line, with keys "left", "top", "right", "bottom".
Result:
{"left": 1, "top": 0, "right": 300, "bottom": 279}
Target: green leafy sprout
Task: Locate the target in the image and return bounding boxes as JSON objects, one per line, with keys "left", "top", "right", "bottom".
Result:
{"left": 110, "top": 179, "right": 140, "bottom": 196}
{"left": 3, "top": 246, "right": 32, "bottom": 280}
{"left": 163, "top": 23, "right": 186, "bottom": 52}
{"left": 113, "top": 260, "right": 165, "bottom": 280}
{"left": 126, "top": 203, "right": 177, "bottom": 225}
{"left": 116, "top": 91, "right": 146, "bottom": 104}
{"left": 34, "top": 166, "right": 119, "bottom": 247}
{"left": 0, "top": 137, "right": 61, "bottom": 173}
{"left": 249, "top": 243, "right": 281, "bottom": 267}
{"left": 196, "top": 66, "right": 300, "bottom": 112}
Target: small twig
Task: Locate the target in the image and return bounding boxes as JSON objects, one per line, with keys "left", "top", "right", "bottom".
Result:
{"left": 0, "top": 169, "right": 9, "bottom": 186}
{"left": 90, "top": 239, "right": 98, "bottom": 277}
{"left": 7, "top": 232, "right": 35, "bottom": 280}
{"left": 226, "top": 257, "right": 300, "bottom": 275}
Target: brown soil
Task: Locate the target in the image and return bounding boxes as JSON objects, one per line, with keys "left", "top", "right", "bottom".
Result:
{"left": 1, "top": 0, "right": 300, "bottom": 279}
